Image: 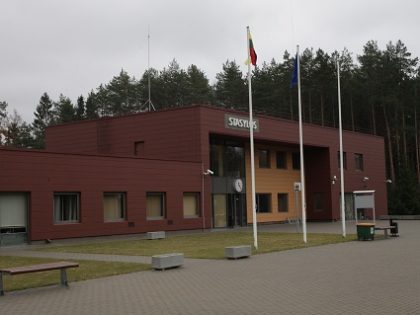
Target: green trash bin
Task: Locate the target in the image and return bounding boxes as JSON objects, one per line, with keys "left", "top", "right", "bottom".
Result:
{"left": 357, "top": 223, "right": 375, "bottom": 241}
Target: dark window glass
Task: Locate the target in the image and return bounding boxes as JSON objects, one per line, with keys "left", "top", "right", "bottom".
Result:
{"left": 225, "top": 146, "right": 245, "bottom": 177}
{"left": 210, "top": 144, "right": 224, "bottom": 176}
{"left": 256, "top": 194, "right": 271, "bottom": 213}
{"left": 259, "top": 150, "right": 270, "bottom": 168}
{"left": 276, "top": 151, "right": 287, "bottom": 169}
{"left": 337, "top": 151, "right": 347, "bottom": 169}
{"left": 210, "top": 141, "right": 245, "bottom": 178}
{"left": 354, "top": 153, "right": 364, "bottom": 171}
{"left": 278, "top": 193, "right": 288, "bottom": 212}
{"left": 292, "top": 152, "right": 300, "bottom": 170}
{"left": 54, "top": 193, "right": 80, "bottom": 223}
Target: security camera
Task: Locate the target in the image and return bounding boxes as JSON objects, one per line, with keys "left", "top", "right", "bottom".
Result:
{"left": 362, "top": 176, "right": 370, "bottom": 182}
{"left": 386, "top": 179, "right": 392, "bottom": 184}
{"left": 203, "top": 169, "right": 214, "bottom": 175}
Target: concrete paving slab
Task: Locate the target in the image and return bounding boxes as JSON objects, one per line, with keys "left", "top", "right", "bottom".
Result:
{"left": 0, "top": 221, "right": 419, "bottom": 314}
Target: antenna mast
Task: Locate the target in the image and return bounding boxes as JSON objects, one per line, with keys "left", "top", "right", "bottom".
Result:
{"left": 142, "top": 25, "right": 155, "bottom": 111}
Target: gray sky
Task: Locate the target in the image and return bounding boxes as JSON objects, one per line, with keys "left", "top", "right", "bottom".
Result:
{"left": 1, "top": 0, "right": 419, "bottom": 122}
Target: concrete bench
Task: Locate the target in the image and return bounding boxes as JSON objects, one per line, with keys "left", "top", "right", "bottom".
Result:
{"left": 0, "top": 261, "right": 79, "bottom": 296}
{"left": 225, "top": 245, "right": 252, "bottom": 259}
{"left": 152, "top": 253, "right": 183, "bottom": 270}
{"left": 287, "top": 217, "right": 301, "bottom": 224}
{"left": 147, "top": 231, "right": 166, "bottom": 240}
{"left": 374, "top": 226, "right": 393, "bottom": 238}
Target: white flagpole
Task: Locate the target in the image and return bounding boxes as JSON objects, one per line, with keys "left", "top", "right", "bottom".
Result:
{"left": 296, "top": 45, "right": 307, "bottom": 243}
{"left": 337, "top": 59, "right": 346, "bottom": 237}
{"left": 247, "top": 26, "right": 258, "bottom": 249}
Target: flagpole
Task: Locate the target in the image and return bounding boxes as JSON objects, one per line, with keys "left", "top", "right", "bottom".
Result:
{"left": 296, "top": 45, "right": 307, "bottom": 243}
{"left": 337, "top": 59, "right": 346, "bottom": 237}
{"left": 247, "top": 26, "right": 258, "bottom": 249}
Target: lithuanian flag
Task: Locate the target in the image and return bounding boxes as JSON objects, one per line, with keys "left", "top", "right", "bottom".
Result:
{"left": 249, "top": 32, "right": 257, "bottom": 66}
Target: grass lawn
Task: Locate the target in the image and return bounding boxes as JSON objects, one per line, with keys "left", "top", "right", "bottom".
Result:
{"left": 0, "top": 256, "right": 150, "bottom": 293}
{"left": 40, "top": 232, "right": 356, "bottom": 259}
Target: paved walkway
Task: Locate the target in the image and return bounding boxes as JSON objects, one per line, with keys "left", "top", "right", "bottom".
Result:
{"left": 1, "top": 221, "right": 419, "bottom": 314}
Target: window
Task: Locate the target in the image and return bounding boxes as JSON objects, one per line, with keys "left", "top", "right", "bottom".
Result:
{"left": 210, "top": 138, "right": 245, "bottom": 178}
{"left": 354, "top": 153, "right": 364, "bottom": 171}
{"left": 276, "top": 151, "right": 287, "bottom": 169}
{"left": 256, "top": 194, "right": 271, "bottom": 213}
{"left": 337, "top": 151, "right": 347, "bottom": 169}
{"left": 54, "top": 193, "right": 80, "bottom": 223}
{"left": 183, "top": 193, "right": 200, "bottom": 218}
{"left": 0, "top": 193, "right": 28, "bottom": 231}
{"left": 292, "top": 152, "right": 300, "bottom": 170}
{"left": 146, "top": 192, "right": 165, "bottom": 219}
{"left": 103, "top": 193, "right": 126, "bottom": 222}
{"left": 210, "top": 144, "right": 224, "bottom": 176}
{"left": 278, "top": 193, "right": 288, "bottom": 212}
{"left": 313, "top": 193, "right": 325, "bottom": 212}
{"left": 259, "top": 150, "right": 270, "bottom": 168}
{"left": 134, "top": 141, "right": 145, "bottom": 156}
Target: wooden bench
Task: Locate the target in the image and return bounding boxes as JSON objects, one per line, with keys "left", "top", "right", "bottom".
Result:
{"left": 0, "top": 261, "right": 79, "bottom": 296}
{"left": 374, "top": 226, "right": 393, "bottom": 238}
{"left": 225, "top": 245, "right": 252, "bottom": 259}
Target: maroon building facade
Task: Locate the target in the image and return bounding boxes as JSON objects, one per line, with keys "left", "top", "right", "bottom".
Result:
{"left": 0, "top": 105, "right": 388, "bottom": 245}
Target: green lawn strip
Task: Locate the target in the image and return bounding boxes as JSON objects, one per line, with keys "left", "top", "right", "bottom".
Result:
{"left": 39, "top": 232, "right": 356, "bottom": 259}
{"left": 0, "top": 256, "right": 150, "bottom": 292}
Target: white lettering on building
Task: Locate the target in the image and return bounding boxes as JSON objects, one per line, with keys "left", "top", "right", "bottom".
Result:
{"left": 225, "top": 114, "right": 259, "bottom": 132}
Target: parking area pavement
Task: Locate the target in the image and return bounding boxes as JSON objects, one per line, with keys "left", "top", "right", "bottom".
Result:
{"left": 1, "top": 221, "right": 419, "bottom": 315}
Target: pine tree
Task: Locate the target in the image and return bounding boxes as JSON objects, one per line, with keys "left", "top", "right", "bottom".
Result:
{"left": 0, "top": 101, "right": 8, "bottom": 144}
{"left": 159, "top": 60, "right": 189, "bottom": 108}
{"left": 75, "top": 95, "right": 85, "bottom": 120}
{"left": 184, "top": 64, "right": 212, "bottom": 105}
{"left": 32, "top": 92, "right": 53, "bottom": 148}
{"left": 85, "top": 91, "right": 99, "bottom": 120}
{"left": 53, "top": 94, "right": 75, "bottom": 123}
{"left": 105, "top": 69, "right": 141, "bottom": 115}
{"left": 214, "top": 60, "right": 247, "bottom": 110}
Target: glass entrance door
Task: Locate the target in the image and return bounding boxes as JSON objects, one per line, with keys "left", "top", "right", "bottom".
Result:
{"left": 213, "top": 194, "right": 227, "bottom": 228}
{"left": 213, "top": 194, "right": 246, "bottom": 228}
{"left": 227, "top": 194, "right": 246, "bottom": 227}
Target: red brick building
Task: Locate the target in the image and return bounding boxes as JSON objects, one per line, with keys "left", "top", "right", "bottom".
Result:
{"left": 0, "top": 105, "right": 387, "bottom": 245}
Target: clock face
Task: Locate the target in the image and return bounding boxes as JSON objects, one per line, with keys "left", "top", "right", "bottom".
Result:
{"left": 234, "top": 179, "right": 243, "bottom": 192}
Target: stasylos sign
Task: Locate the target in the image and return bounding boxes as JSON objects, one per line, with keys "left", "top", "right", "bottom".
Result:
{"left": 224, "top": 114, "right": 259, "bottom": 132}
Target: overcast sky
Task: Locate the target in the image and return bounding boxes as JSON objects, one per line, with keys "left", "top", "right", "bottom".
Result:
{"left": 1, "top": 0, "right": 419, "bottom": 122}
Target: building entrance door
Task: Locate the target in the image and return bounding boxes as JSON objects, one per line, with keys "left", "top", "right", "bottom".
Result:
{"left": 213, "top": 194, "right": 227, "bottom": 228}
{"left": 227, "top": 194, "right": 246, "bottom": 227}
{"left": 213, "top": 194, "right": 246, "bottom": 228}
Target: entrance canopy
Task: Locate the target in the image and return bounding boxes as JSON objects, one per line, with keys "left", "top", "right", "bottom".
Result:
{"left": 353, "top": 190, "right": 375, "bottom": 223}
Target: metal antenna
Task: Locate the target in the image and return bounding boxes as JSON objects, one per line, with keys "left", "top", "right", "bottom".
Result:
{"left": 142, "top": 25, "right": 156, "bottom": 111}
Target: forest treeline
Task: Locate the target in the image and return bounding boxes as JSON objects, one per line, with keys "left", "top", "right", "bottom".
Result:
{"left": 0, "top": 40, "right": 419, "bottom": 214}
